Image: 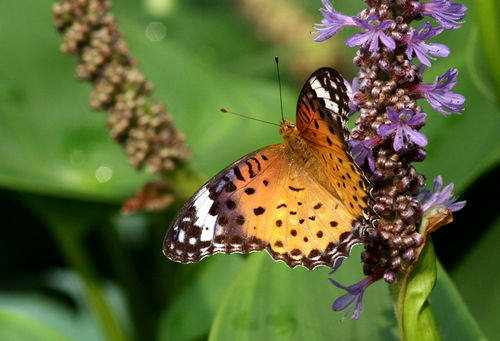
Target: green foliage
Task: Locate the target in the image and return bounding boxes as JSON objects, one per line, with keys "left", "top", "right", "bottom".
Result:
{"left": 0, "top": 0, "right": 497, "bottom": 340}
{"left": 448, "top": 216, "right": 500, "bottom": 339}
{"left": 209, "top": 250, "right": 399, "bottom": 340}
{"left": 157, "top": 255, "right": 244, "bottom": 341}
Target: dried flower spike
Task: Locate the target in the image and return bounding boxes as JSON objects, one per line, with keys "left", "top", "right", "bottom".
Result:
{"left": 53, "top": 0, "right": 189, "bottom": 174}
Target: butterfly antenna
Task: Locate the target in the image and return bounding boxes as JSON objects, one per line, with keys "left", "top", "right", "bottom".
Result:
{"left": 274, "top": 56, "right": 284, "bottom": 122}
{"left": 220, "top": 108, "right": 280, "bottom": 127}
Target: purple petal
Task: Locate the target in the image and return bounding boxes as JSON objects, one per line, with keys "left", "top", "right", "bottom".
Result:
{"left": 321, "top": 0, "right": 333, "bottom": 11}
{"left": 406, "top": 44, "right": 416, "bottom": 61}
{"left": 406, "top": 128, "right": 428, "bottom": 147}
{"left": 367, "top": 155, "right": 375, "bottom": 172}
{"left": 393, "top": 125, "right": 405, "bottom": 151}
{"left": 378, "top": 123, "right": 397, "bottom": 136}
{"left": 433, "top": 175, "right": 444, "bottom": 190}
{"left": 427, "top": 92, "right": 465, "bottom": 114}
{"left": 332, "top": 292, "right": 356, "bottom": 311}
{"left": 352, "top": 294, "right": 364, "bottom": 319}
{"left": 415, "top": 22, "right": 443, "bottom": 40}
{"left": 368, "top": 32, "right": 380, "bottom": 51}
{"left": 379, "top": 20, "right": 393, "bottom": 30}
{"left": 346, "top": 31, "right": 373, "bottom": 48}
{"left": 386, "top": 106, "right": 400, "bottom": 122}
{"left": 436, "top": 68, "right": 459, "bottom": 90}
{"left": 313, "top": 0, "right": 357, "bottom": 42}
{"left": 413, "top": 46, "right": 433, "bottom": 66}
{"left": 440, "top": 183, "right": 455, "bottom": 201}
{"left": 407, "top": 112, "right": 427, "bottom": 125}
{"left": 329, "top": 277, "right": 350, "bottom": 291}
{"left": 364, "top": 14, "right": 381, "bottom": 28}
{"left": 329, "top": 258, "right": 345, "bottom": 274}
{"left": 352, "top": 16, "right": 370, "bottom": 30}
{"left": 426, "top": 43, "right": 450, "bottom": 57}
{"left": 329, "top": 275, "right": 381, "bottom": 320}
{"left": 379, "top": 32, "right": 396, "bottom": 50}
{"left": 448, "top": 200, "right": 466, "bottom": 212}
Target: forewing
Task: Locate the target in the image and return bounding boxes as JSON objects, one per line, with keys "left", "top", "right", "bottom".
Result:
{"left": 296, "top": 68, "right": 373, "bottom": 220}
{"left": 296, "top": 67, "right": 351, "bottom": 149}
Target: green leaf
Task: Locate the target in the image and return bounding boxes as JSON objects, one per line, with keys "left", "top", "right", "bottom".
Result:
{"left": 432, "top": 262, "right": 487, "bottom": 340}
{"left": 0, "top": 293, "right": 99, "bottom": 341}
{"left": 157, "top": 255, "right": 244, "bottom": 341}
{"left": 449, "top": 215, "right": 500, "bottom": 340}
{"left": 395, "top": 240, "right": 441, "bottom": 341}
{"left": 472, "top": 0, "right": 500, "bottom": 95}
{"left": 209, "top": 249, "right": 399, "bottom": 341}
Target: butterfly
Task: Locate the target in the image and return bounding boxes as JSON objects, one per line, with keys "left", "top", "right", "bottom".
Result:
{"left": 163, "top": 68, "right": 373, "bottom": 270}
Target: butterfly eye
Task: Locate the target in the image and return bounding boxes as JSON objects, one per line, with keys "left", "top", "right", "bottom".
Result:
{"left": 287, "top": 124, "right": 295, "bottom": 129}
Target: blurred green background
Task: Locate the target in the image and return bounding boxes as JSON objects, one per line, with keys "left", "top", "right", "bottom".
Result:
{"left": 0, "top": 0, "right": 498, "bottom": 340}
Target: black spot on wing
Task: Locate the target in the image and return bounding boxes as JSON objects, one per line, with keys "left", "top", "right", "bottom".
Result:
{"left": 245, "top": 160, "right": 256, "bottom": 178}
{"left": 250, "top": 157, "right": 261, "bottom": 170}
{"left": 253, "top": 207, "right": 265, "bottom": 216}
{"left": 233, "top": 166, "right": 245, "bottom": 181}
{"left": 245, "top": 188, "right": 255, "bottom": 195}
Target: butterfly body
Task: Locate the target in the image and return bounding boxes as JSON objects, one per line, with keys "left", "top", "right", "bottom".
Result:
{"left": 164, "top": 68, "right": 373, "bottom": 270}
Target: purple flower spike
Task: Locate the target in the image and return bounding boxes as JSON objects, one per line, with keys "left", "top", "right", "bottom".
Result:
{"left": 330, "top": 275, "right": 380, "bottom": 320}
{"left": 378, "top": 107, "right": 427, "bottom": 152}
{"left": 413, "top": 68, "right": 465, "bottom": 114}
{"left": 404, "top": 23, "right": 450, "bottom": 66}
{"left": 418, "top": 0, "right": 467, "bottom": 30}
{"left": 346, "top": 15, "right": 396, "bottom": 51}
{"left": 349, "top": 136, "right": 380, "bottom": 171}
{"left": 313, "top": 0, "right": 358, "bottom": 42}
{"left": 417, "top": 175, "right": 466, "bottom": 212}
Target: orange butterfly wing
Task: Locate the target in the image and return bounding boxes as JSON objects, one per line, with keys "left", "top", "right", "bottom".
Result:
{"left": 163, "top": 144, "right": 361, "bottom": 269}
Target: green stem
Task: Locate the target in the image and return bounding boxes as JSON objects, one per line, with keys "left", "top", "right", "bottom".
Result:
{"left": 49, "top": 221, "right": 129, "bottom": 341}
{"left": 100, "top": 223, "right": 151, "bottom": 340}
{"left": 29, "top": 199, "right": 129, "bottom": 341}
{"left": 163, "top": 164, "right": 206, "bottom": 201}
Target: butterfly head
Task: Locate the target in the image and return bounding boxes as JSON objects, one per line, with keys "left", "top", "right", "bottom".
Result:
{"left": 279, "top": 120, "right": 298, "bottom": 139}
